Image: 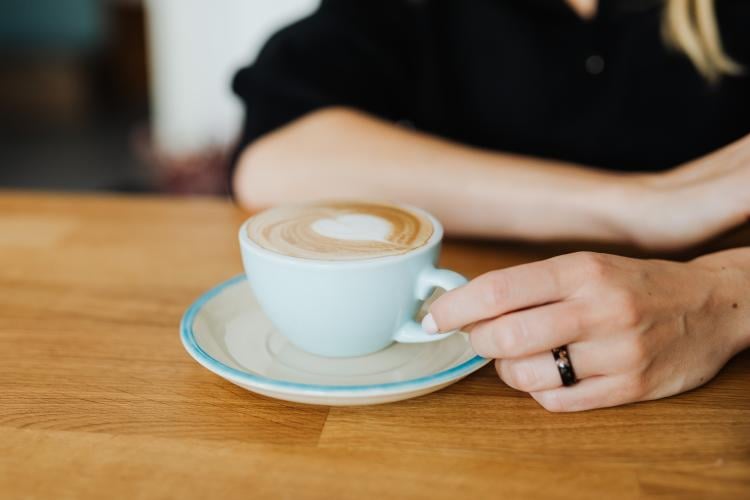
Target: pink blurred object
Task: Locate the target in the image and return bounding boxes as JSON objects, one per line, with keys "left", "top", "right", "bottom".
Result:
{"left": 133, "top": 124, "right": 233, "bottom": 195}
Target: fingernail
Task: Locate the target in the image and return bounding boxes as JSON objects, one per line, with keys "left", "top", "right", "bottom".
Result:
{"left": 421, "top": 313, "right": 439, "bottom": 334}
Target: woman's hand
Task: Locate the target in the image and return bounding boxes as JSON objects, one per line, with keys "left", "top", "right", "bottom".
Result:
{"left": 424, "top": 251, "right": 750, "bottom": 412}
{"left": 627, "top": 133, "right": 750, "bottom": 251}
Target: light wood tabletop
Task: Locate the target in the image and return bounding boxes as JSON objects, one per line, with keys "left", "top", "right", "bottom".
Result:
{"left": 1, "top": 191, "right": 748, "bottom": 499}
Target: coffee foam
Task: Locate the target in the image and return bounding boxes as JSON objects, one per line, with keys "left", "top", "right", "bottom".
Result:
{"left": 246, "top": 201, "right": 435, "bottom": 260}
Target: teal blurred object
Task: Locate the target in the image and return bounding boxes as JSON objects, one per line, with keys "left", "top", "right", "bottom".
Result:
{"left": 0, "top": 0, "right": 103, "bottom": 50}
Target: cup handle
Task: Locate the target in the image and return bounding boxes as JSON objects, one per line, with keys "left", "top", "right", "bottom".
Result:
{"left": 393, "top": 267, "right": 468, "bottom": 343}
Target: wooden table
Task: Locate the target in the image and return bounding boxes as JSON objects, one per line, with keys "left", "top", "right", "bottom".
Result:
{"left": 1, "top": 191, "right": 748, "bottom": 499}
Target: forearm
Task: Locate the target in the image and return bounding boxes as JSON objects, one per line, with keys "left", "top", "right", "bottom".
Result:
{"left": 233, "top": 107, "right": 641, "bottom": 242}
{"left": 692, "top": 246, "right": 750, "bottom": 354}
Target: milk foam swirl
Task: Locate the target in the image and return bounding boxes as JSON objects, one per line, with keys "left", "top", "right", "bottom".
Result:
{"left": 246, "top": 202, "right": 434, "bottom": 260}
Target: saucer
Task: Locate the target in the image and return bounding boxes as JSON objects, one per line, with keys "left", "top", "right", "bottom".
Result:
{"left": 180, "top": 275, "right": 489, "bottom": 406}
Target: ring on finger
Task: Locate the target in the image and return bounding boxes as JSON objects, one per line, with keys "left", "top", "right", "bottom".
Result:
{"left": 551, "top": 345, "right": 577, "bottom": 386}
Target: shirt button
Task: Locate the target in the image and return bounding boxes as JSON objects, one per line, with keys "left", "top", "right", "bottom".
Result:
{"left": 585, "top": 54, "right": 605, "bottom": 75}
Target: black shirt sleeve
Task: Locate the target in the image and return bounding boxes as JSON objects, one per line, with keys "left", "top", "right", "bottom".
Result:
{"left": 231, "top": 0, "right": 417, "bottom": 155}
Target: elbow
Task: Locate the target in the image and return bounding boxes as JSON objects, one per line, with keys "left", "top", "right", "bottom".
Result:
{"left": 232, "top": 107, "right": 359, "bottom": 211}
{"left": 232, "top": 139, "right": 277, "bottom": 213}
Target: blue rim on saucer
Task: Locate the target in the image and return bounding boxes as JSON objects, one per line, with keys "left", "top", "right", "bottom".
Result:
{"left": 180, "top": 275, "right": 487, "bottom": 397}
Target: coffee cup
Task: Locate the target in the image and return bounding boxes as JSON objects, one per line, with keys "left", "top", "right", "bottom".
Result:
{"left": 238, "top": 201, "right": 466, "bottom": 357}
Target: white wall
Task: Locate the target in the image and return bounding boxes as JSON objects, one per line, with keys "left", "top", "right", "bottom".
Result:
{"left": 144, "top": 0, "right": 318, "bottom": 156}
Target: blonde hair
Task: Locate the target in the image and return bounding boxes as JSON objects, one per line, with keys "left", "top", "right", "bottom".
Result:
{"left": 662, "top": 0, "right": 743, "bottom": 83}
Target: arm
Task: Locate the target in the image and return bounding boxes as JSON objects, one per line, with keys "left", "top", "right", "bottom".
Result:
{"left": 692, "top": 246, "right": 750, "bottom": 354}
{"left": 234, "top": 107, "right": 642, "bottom": 243}
{"left": 234, "top": 107, "right": 750, "bottom": 250}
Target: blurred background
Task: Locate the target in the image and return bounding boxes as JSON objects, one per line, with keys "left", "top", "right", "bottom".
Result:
{"left": 0, "top": 0, "right": 316, "bottom": 194}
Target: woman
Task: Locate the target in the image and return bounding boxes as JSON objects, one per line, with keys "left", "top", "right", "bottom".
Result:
{"left": 231, "top": 0, "right": 750, "bottom": 411}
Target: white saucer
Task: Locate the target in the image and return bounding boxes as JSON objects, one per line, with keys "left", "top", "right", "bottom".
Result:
{"left": 181, "top": 276, "right": 489, "bottom": 406}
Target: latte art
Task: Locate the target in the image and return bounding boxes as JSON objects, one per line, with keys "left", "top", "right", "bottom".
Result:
{"left": 246, "top": 202, "right": 434, "bottom": 260}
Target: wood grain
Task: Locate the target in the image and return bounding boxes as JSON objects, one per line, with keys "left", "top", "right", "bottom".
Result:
{"left": 0, "top": 191, "right": 748, "bottom": 499}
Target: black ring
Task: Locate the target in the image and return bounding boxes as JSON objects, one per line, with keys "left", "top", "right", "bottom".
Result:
{"left": 552, "top": 346, "right": 577, "bottom": 386}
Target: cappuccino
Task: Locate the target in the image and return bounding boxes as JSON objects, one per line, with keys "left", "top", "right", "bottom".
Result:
{"left": 246, "top": 201, "right": 434, "bottom": 260}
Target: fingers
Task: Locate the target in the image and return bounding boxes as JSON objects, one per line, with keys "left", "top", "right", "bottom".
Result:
{"left": 428, "top": 256, "right": 579, "bottom": 332}
{"left": 530, "top": 375, "right": 640, "bottom": 412}
{"left": 495, "top": 342, "right": 593, "bottom": 392}
{"left": 495, "top": 339, "right": 631, "bottom": 392}
{"left": 469, "top": 300, "right": 589, "bottom": 359}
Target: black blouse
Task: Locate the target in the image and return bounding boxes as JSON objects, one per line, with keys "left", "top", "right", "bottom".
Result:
{"left": 232, "top": 0, "right": 750, "bottom": 172}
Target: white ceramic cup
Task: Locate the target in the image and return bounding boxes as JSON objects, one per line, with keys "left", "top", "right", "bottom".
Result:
{"left": 238, "top": 205, "right": 467, "bottom": 357}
